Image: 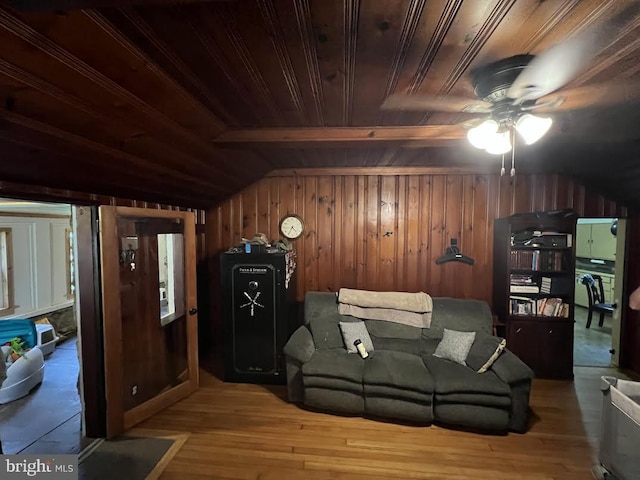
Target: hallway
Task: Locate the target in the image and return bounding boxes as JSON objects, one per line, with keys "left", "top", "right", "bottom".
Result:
{"left": 574, "top": 306, "right": 613, "bottom": 367}
{"left": 0, "top": 338, "right": 90, "bottom": 454}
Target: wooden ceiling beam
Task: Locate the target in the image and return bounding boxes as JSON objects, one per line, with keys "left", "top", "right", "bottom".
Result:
{"left": 8, "top": 0, "right": 234, "bottom": 13}
{"left": 214, "top": 126, "right": 466, "bottom": 148}
{"left": 266, "top": 166, "right": 496, "bottom": 177}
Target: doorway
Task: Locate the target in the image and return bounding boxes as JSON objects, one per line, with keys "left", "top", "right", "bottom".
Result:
{"left": 1, "top": 201, "right": 200, "bottom": 451}
{"left": 0, "top": 199, "right": 90, "bottom": 454}
{"left": 573, "top": 217, "right": 625, "bottom": 367}
{"left": 99, "top": 206, "right": 198, "bottom": 438}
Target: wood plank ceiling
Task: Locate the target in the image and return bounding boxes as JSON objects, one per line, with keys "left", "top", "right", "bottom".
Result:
{"left": 0, "top": 0, "right": 639, "bottom": 208}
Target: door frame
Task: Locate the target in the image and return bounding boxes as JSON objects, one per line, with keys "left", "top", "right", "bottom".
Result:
{"left": 75, "top": 205, "right": 107, "bottom": 438}
{"left": 611, "top": 218, "right": 627, "bottom": 366}
{"left": 99, "top": 206, "right": 199, "bottom": 437}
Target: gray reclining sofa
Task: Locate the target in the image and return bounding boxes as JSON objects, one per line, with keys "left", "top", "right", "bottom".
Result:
{"left": 283, "top": 292, "right": 534, "bottom": 433}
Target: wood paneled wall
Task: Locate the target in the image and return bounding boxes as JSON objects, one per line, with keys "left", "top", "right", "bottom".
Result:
{"left": 207, "top": 169, "right": 626, "bottom": 309}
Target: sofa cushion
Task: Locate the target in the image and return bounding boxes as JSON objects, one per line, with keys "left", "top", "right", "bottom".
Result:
{"left": 364, "top": 384, "right": 432, "bottom": 403}
{"left": 304, "top": 375, "right": 362, "bottom": 394}
{"left": 305, "top": 388, "right": 364, "bottom": 414}
{"left": 365, "top": 396, "right": 433, "bottom": 423}
{"left": 363, "top": 350, "right": 434, "bottom": 394}
{"left": 422, "top": 297, "right": 492, "bottom": 339}
{"left": 370, "top": 336, "right": 423, "bottom": 356}
{"left": 433, "top": 329, "right": 476, "bottom": 365}
{"left": 422, "top": 355, "right": 510, "bottom": 396}
{"left": 339, "top": 321, "right": 374, "bottom": 353}
{"left": 433, "top": 403, "right": 509, "bottom": 431}
{"left": 434, "top": 392, "right": 511, "bottom": 409}
{"left": 364, "top": 319, "right": 423, "bottom": 339}
{"left": 421, "top": 338, "right": 440, "bottom": 355}
{"left": 302, "top": 349, "right": 364, "bottom": 383}
{"left": 466, "top": 333, "right": 507, "bottom": 373}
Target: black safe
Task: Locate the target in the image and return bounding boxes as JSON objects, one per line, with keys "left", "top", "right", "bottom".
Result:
{"left": 220, "top": 250, "right": 298, "bottom": 384}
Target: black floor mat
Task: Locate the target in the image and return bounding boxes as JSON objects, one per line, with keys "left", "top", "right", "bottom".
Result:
{"left": 78, "top": 435, "right": 175, "bottom": 480}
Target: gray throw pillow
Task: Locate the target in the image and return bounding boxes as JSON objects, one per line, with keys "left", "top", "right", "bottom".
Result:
{"left": 433, "top": 328, "right": 476, "bottom": 365}
{"left": 339, "top": 321, "right": 374, "bottom": 354}
{"left": 466, "top": 334, "right": 507, "bottom": 373}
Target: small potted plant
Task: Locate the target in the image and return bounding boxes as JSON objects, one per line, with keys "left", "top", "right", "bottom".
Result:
{"left": 7, "top": 337, "right": 29, "bottom": 361}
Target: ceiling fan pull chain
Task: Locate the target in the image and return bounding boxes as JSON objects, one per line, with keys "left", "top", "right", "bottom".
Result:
{"left": 500, "top": 153, "right": 506, "bottom": 176}
{"left": 510, "top": 128, "right": 516, "bottom": 177}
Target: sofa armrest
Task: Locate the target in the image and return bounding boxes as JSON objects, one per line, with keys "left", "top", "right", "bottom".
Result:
{"left": 284, "top": 325, "right": 316, "bottom": 364}
{"left": 491, "top": 349, "right": 534, "bottom": 433}
{"left": 490, "top": 349, "right": 534, "bottom": 385}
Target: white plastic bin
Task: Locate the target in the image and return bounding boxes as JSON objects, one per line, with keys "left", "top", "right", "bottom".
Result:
{"left": 35, "top": 323, "right": 58, "bottom": 357}
{"left": 594, "top": 376, "right": 640, "bottom": 480}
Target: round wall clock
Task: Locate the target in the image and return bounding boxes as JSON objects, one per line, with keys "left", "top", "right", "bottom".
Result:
{"left": 280, "top": 214, "right": 304, "bottom": 240}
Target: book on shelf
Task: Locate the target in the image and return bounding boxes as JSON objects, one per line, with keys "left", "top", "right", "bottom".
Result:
{"left": 510, "top": 284, "right": 540, "bottom": 293}
{"left": 509, "top": 249, "right": 565, "bottom": 271}
{"left": 510, "top": 274, "right": 535, "bottom": 285}
{"left": 509, "top": 296, "right": 570, "bottom": 317}
{"left": 509, "top": 296, "right": 537, "bottom": 315}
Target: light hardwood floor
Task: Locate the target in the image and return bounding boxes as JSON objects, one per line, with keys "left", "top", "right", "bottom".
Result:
{"left": 137, "top": 366, "right": 629, "bottom": 480}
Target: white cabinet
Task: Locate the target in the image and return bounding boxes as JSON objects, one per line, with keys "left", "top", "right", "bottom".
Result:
{"left": 576, "top": 224, "right": 592, "bottom": 258}
{"left": 576, "top": 222, "right": 616, "bottom": 260}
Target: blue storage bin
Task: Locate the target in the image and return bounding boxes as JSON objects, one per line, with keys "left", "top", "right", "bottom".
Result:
{"left": 0, "top": 319, "right": 38, "bottom": 349}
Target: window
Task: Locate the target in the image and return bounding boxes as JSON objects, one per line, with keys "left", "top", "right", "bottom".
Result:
{"left": 66, "top": 227, "right": 75, "bottom": 298}
{"left": 158, "top": 233, "right": 184, "bottom": 326}
{"left": 0, "top": 228, "right": 14, "bottom": 314}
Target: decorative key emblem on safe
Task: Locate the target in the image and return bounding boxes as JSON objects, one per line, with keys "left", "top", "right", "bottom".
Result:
{"left": 240, "top": 281, "right": 264, "bottom": 317}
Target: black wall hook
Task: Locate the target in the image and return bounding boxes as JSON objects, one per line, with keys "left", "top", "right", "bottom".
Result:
{"left": 435, "top": 238, "right": 474, "bottom": 265}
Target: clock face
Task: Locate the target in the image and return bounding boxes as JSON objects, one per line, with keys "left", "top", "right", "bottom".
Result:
{"left": 280, "top": 215, "right": 304, "bottom": 239}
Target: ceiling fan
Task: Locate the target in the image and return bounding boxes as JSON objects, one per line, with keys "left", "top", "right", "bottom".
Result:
{"left": 381, "top": 2, "right": 640, "bottom": 163}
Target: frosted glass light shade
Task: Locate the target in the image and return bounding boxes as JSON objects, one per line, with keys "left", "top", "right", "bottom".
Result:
{"left": 515, "top": 114, "right": 553, "bottom": 145}
{"left": 467, "top": 119, "right": 499, "bottom": 149}
{"left": 485, "top": 130, "right": 512, "bottom": 155}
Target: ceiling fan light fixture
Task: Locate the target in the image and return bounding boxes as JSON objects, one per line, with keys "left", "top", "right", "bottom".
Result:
{"left": 484, "top": 130, "right": 512, "bottom": 155}
{"left": 467, "top": 119, "right": 499, "bottom": 149}
{"left": 515, "top": 114, "right": 552, "bottom": 145}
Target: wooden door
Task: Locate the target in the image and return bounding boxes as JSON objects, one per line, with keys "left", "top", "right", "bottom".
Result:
{"left": 538, "top": 321, "right": 574, "bottom": 379}
{"left": 99, "top": 206, "right": 198, "bottom": 437}
{"left": 506, "top": 321, "right": 539, "bottom": 374}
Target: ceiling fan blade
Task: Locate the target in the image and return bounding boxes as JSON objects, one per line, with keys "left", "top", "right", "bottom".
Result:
{"left": 507, "top": 33, "right": 597, "bottom": 103}
{"left": 381, "top": 93, "right": 493, "bottom": 113}
{"left": 456, "top": 116, "right": 491, "bottom": 129}
{"left": 508, "top": 2, "right": 640, "bottom": 103}
{"left": 530, "top": 81, "right": 640, "bottom": 113}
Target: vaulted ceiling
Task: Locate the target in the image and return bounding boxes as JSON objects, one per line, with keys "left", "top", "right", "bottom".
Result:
{"left": 0, "top": 0, "right": 639, "bottom": 209}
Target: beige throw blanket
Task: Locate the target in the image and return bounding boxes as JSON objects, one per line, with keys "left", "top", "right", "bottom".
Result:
{"left": 337, "top": 288, "right": 433, "bottom": 328}
{"left": 338, "top": 288, "right": 432, "bottom": 312}
{"left": 338, "top": 303, "right": 432, "bottom": 328}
